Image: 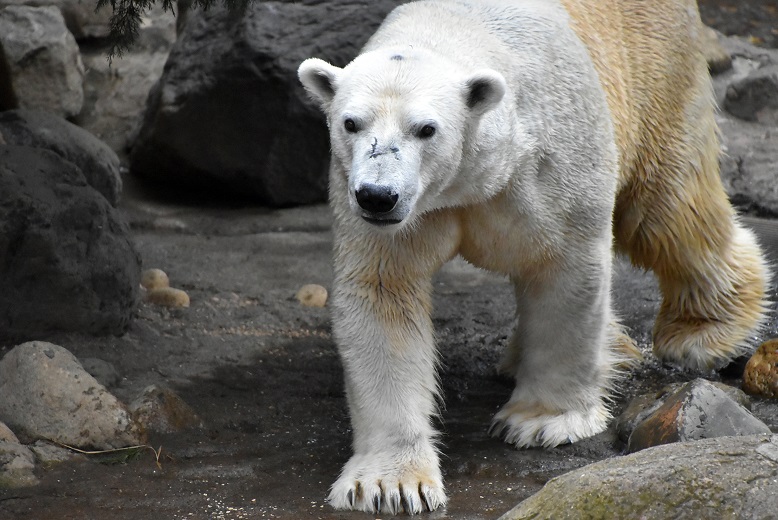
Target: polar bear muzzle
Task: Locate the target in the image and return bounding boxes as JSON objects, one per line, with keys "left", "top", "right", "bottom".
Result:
{"left": 354, "top": 183, "right": 402, "bottom": 225}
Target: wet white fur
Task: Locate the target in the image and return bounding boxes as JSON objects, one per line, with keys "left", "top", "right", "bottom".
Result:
{"left": 300, "top": 0, "right": 645, "bottom": 515}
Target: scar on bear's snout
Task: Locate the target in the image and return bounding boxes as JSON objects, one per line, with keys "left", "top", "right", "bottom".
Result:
{"left": 370, "top": 138, "right": 401, "bottom": 159}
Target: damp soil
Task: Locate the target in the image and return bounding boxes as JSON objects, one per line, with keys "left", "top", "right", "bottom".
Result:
{"left": 2, "top": 176, "right": 777, "bottom": 520}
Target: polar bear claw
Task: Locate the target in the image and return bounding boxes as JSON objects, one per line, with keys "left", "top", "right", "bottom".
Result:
{"left": 328, "top": 454, "right": 447, "bottom": 514}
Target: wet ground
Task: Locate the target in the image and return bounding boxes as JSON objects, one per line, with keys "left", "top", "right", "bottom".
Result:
{"left": 2, "top": 1, "right": 778, "bottom": 519}
{"left": 1, "top": 175, "right": 777, "bottom": 520}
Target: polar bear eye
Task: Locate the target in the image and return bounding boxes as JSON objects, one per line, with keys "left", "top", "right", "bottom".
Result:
{"left": 417, "top": 125, "right": 436, "bottom": 139}
{"left": 344, "top": 119, "right": 358, "bottom": 133}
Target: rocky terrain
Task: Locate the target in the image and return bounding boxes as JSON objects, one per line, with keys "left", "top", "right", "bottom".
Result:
{"left": 0, "top": 1, "right": 777, "bottom": 519}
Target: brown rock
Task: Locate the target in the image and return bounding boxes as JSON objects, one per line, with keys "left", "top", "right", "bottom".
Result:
{"left": 626, "top": 378, "right": 769, "bottom": 453}
{"left": 140, "top": 268, "right": 170, "bottom": 290}
{"left": 145, "top": 287, "right": 190, "bottom": 308}
{"left": 129, "top": 385, "right": 202, "bottom": 434}
{"left": 743, "top": 338, "right": 778, "bottom": 398}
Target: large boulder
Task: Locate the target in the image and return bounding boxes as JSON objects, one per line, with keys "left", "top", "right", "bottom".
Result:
{"left": 0, "top": 0, "right": 113, "bottom": 40}
{"left": 0, "top": 109, "right": 122, "bottom": 205}
{"left": 74, "top": 2, "right": 177, "bottom": 156}
{"left": 0, "top": 342, "right": 144, "bottom": 450}
{"left": 130, "top": 0, "right": 405, "bottom": 206}
{"left": 500, "top": 435, "right": 778, "bottom": 520}
{"left": 0, "top": 145, "right": 140, "bottom": 342}
{"left": 0, "top": 5, "right": 84, "bottom": 117}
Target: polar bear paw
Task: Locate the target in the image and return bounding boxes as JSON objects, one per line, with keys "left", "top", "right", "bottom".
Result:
{"left": 327, "top": 453, "right": 447, "bottom": 515}
{"left": 489, "top": 399, "right": 610, "bottom": 448}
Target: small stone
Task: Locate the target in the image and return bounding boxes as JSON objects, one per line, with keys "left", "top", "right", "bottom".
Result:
{"left": 140, "top": 268, "right": 170, "bottom": 290}
{"left": 617, "top": 379, "right": 756, "bottom": 446}
{"left": 743, "top": 338, "right": 778, "bottom": 398}
{"left": 0, "top": 440, "right": 38, "bottom": 488}
{"left": 29, "top": 440, "right": 82, "bottom": 467}
{"left": 129, "top": 385, "right": 202, "bottom": 434}
{"left": 145, "top": 287, "right": 190, "bottom": 308}
{"left": 626, "top": 379, "right": 770, "bottom": 453}
{"left": 296, "top": 284, "right": 328, "bottom": 308}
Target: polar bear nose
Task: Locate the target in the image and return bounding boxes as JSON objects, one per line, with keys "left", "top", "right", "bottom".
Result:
{"left": 355, "top": 184, "right": 399, "bottom": 214}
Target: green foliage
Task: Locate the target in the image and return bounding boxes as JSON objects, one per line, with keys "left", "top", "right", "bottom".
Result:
{"left": 96, "top": 0, "right": 250, "bottom": 60}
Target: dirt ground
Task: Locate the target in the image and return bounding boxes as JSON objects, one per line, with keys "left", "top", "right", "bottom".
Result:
{"left": 1, "top": 177, "right": 776, "bottom": 520}
{"left": 2, "top": 2, "right": 778, "bottom": 519}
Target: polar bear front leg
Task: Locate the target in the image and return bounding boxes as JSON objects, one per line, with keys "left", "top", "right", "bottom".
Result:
{"left": 327, "top": 261, "right": 447, "bottom": 515}
{"left": 492, "top": 258, "right": 619, "bottom": 448}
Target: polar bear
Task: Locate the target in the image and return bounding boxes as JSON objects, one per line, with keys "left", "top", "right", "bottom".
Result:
{"left": 298, "top": 0, "right": 769, "bottom": 514}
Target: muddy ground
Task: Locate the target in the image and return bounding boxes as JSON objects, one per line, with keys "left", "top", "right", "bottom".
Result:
{"left": 1, "top": 180, "right": 776, "bottom": 520}
{"left": 2, "top": 2, "right": 778, "bottom": 519}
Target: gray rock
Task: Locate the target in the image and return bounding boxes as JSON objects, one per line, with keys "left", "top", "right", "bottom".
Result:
{"left": 0, "top": 0, "right": 113, "bottom": 40}
{"left": 0, "top": 145, "right": 140, "bottom": 341}
{"left": 717, "top": 115, "right": 778, "bottom": 216}
{"left": 77, "top": 42, "right": 172, "bottom": 157}
{"left": 80, "top": 358, "right": 121, "bottom": 389}
{"left": 616, "top": 380, "right": 754, "bottom": 444}
{"left": 711, "top": 37, "right": 778, "bottom": 216}
{"left": 129, "top": 384, "right": 202, "bottom": 434}
{"left": 0, "top": 342, "right": 145, "bottom": 450}
{"left": 0, "top": 440, "right": 38, "bottom": 488}
{"left": 0, "top": 109, "right": 122, "bottom": 205}
{"left": 723, "top": 65, "right": 778, "bottom": 125}
{"left": 29, "top": 440, "right": 82, "bottom": 466}
{"left": 74, "top": 3, "right": 176, "bottom": 156}
{"left": 499, "top": 435, "right": 778, "bottom": 520}
{"left": 0, "top": 5, "right": 84, "bottom": 117}
{"left": 130, "top": 0, "right": 404, "bottom": 205}
{"left": 625, "top": 379, "right": 770, "bottom": 453}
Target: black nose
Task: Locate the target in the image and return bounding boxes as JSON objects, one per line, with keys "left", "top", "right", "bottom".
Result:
{"left": 355, "top": 184, "right": 399, "bottom": 214}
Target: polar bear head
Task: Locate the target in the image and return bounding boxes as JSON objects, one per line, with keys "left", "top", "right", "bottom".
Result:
{"left": 299, "top": 48, "right": 506, "bottom": 230}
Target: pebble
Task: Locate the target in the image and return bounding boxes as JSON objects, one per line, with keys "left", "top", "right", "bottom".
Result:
{"left": 0, "top": 440, "right": 38, "bottom": 488}
{"left": 296, "top": 284, "right": 328, "bottom": 308}
{"left": 743, "top": 338, "right": 778, "bottom": 398}
{"left": 140, "top": 268, "right": 170, "bottom": 290}
{"left": 129, "top": 384, "right": 202, "bottom": 434}
{"left": 145, "top": 287, "right": 190, "bottom": 308}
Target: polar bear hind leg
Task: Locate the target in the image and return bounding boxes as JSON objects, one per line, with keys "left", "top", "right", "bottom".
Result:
{"left": 614, "top": 89, "right": 769, "bottom": 371}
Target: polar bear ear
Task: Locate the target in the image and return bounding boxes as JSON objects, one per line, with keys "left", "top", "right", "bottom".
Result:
{"left": 298, "top": 58, "right": 342, "bottom": 109}
{"left": 463, "top": 69, "right": 507, "bottom": 116}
